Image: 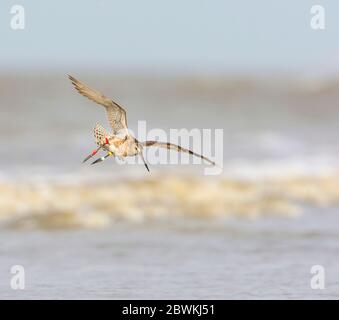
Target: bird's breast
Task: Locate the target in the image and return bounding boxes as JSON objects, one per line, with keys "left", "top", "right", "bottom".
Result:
{"left": 108, "top": 137, "right": 129, "bottom": 156}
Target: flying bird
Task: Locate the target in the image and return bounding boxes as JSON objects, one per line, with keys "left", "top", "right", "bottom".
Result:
{"left": 68, "top": 75, "right": 215, "bottom": 171}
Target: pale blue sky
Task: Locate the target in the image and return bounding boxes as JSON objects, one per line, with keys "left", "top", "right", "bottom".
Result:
{"left": 1, "top": 0, "right": 338, "bottom": 73}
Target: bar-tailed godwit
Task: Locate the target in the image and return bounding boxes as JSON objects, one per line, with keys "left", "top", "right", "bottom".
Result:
{"left": 68, "top": 75, "right": 215, "bottom": 171}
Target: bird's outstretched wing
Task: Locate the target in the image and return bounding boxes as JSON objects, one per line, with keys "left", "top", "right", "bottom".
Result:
{"left": 68, "top": 75, "right": 128, "bottom": 135}
{"left": 142, "top": 141, "right": 215, "bottom": 166}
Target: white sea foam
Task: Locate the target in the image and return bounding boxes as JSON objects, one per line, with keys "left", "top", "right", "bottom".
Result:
{"left": 1, "top": 161, "right": 339, "bottom": 230}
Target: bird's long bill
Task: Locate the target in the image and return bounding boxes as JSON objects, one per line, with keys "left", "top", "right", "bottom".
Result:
{"left": 82, "top": 146, "right": 102, "bottom": 163}
{"left": 91, "top": 152, "right": 113, "bottom": 165}
{"left": 139, "top": 151, "right": 150, "bottom": 172}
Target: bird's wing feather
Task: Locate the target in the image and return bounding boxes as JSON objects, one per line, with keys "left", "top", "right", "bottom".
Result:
{"left": 68, "top": 75, "right": 128, "bottom": 135}
{"left": 142, "top": 141, "right": 215, "bottom": 166}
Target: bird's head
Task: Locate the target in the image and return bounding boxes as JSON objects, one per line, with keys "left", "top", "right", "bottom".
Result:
{"left": 131, "top": 141, "right": 142, "bottom": 155}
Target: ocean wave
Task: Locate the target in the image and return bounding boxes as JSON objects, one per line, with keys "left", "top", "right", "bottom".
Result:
{"left": 1, "top": 172, "right": 339, "bottom": 230}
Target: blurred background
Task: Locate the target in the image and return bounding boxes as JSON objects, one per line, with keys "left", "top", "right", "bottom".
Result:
{"left": 0, "top": 0, "right": 339, "bottom": 299}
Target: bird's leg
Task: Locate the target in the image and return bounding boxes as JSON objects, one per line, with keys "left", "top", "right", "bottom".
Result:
{"left": 91, "top": 151, "right": 113, "bottom": 165}
{"left": 82, "top": 146, "right": 102, "bottom": 163}
{"left": 83, "top": 137, "right": 110, "bottom": 163}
